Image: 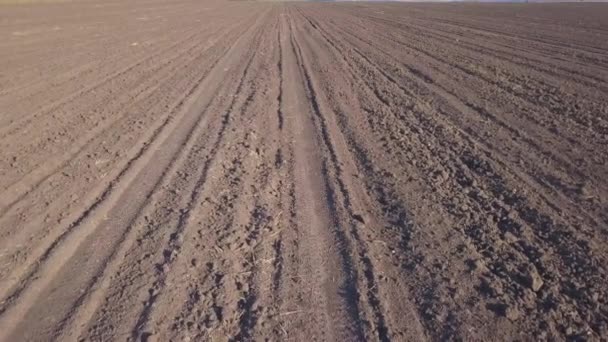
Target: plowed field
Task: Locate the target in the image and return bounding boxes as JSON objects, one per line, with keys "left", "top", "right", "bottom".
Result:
{"left": 1, "top": 1, "right": 607, "bottom": 341}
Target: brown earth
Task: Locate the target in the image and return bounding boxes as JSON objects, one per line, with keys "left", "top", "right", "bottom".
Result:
{"left": 1, "top": 1, "right": 607, "bottom": 341}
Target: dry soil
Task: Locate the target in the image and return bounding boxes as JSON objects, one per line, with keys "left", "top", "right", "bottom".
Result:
{"left": 0, "top": 1, "right": 607, "bottom": 341}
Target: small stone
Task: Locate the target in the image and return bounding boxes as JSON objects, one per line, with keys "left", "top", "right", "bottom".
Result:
{"left": 141, "top": 332, "right": 157, "bottom": 342}
{"left": 491, "top": 281, "right": 504, "bottom": 296}
{"left": 475, "top": 259, "right": 486, "bottom": 270}
{"left": 579, "top": 182, "right": 592, "bottom": 196}
{"left": 504, "top": 232, "right": 518, "bottom": 243}
{"left": 353, "top": 214, "right": 366, "bottom": 224}
{"left": 531, "top": 276, "right": 544, "bottom": 292}
{"left": 526, "top": 265, "right": 544, "bottom": 292}
{"left": 433, "top": 169, "right": 449, "bottom": 185}
{"left": 505, "top": 306, "right": 520, "bottom": 321}
{"left": 486, "top": 216, "right": 495, "bottom": 226}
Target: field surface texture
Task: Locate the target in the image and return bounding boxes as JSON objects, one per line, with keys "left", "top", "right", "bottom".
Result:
{"left": 1, "top": 1, "right": 607, "bottom": 341}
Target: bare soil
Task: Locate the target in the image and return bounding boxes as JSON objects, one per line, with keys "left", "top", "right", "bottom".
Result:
{"left": 0, "top": 1, "right": 607, "bottom": 341}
